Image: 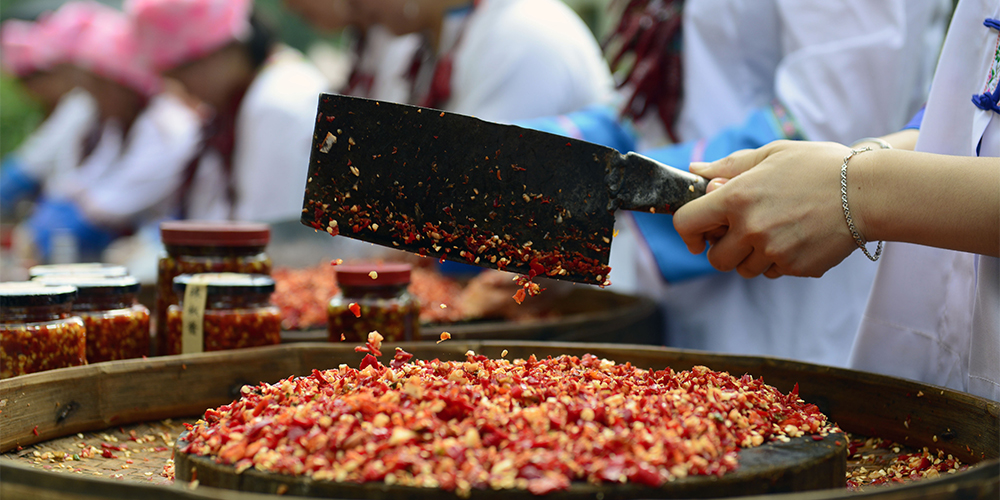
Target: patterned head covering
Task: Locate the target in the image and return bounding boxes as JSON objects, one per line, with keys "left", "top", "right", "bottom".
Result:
{"left": 0, "top": 19, "right": 48, "bottom": 77}
{"left": 125, "top": 0, "right": 253, "bottom": 72}
{"left": 63, "top": 2, "right": 160, "bottom": 96}
{"left": 1, "top": 1, "right": 101, "bottom": 78}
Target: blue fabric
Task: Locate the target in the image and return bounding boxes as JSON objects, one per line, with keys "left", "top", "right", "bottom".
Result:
{"left": 0, "top": 156, "right": 41, "bottom": 213}
{"left": 27, "top": 198, "right": 118, "bottom": 262}
{"left": 515, "top": 105, "right": 637, "bottom": 154}
{"left": 903, "top": 107, "right": 925, "bottom": 130}
{"left": 631, "top": 107, "right": 787, "bottom": 283}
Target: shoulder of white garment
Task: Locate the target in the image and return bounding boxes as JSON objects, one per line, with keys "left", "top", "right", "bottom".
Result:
{"left": 241, "top": 46, "right": 332, "bottom": 121}
{"left": 452, "top": 0, "right": 612, "bottom": 120}
{"left": 16, "top": 88, "right": 100, "bottom": 175}
{"left": 139, "top": 93, "right": 203, "bottom": 144}
{"left": 470, "top": 0, "right": 600, "bottom": 53}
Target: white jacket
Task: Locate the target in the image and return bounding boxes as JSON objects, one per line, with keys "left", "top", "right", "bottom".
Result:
{"left": 635, "top": 0, "right": 951, "bottom": 367}
{"left": 850, "top": 0, "right": 1000, "bottom": 401}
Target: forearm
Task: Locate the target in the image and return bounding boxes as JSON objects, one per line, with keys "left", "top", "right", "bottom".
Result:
{"left": 851, "top": 150, "right": 1000, "bottom": 257}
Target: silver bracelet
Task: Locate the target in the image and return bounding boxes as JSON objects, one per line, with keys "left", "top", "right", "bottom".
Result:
{"left": 841, "top": 147, "right": 883, "bottom": 262}
{"left": 850, "top": 137, "right": 892, "bottom": 150}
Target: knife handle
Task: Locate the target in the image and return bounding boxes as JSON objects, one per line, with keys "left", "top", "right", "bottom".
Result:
{"left": 612, "top": 152, "right": 708, "bottom": 215}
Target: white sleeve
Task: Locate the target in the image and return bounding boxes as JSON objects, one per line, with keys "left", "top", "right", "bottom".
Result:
{"left": 231, "top": 56, "right": 330, "bottom": 222}
{"left": 16, "top": 88, "right": 98, "bottom": 179}
{"left": 81, "top": 94, "right": 202, "bottom": 224}
{"left": 774, "top": 0, "right": 949, "bottom": 143}
{"left": 450, "top": 0, "right": 614, "bottom": 123}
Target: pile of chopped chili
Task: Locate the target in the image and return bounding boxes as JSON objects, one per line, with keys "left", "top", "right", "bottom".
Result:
{"left": 182, "top": 352, "right": 836, "bottom": 496}
{"left": 846, "top": 436, "right": 967, "bottom": 490}
{"left": 271, "top": 264, "right": 517, "bottom": 330}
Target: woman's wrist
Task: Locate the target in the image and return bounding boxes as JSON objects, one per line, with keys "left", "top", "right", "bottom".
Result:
{"left": 842, "top": 148, "right": 883, "bottom": 246}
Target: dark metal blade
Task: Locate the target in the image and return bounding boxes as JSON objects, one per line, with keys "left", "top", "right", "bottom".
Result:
{"left": 302, "top": 94, "right": 704, "bottom": 285}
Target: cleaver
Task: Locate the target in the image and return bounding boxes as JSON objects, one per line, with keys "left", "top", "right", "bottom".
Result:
{"left": 302, "top": 94, "right": 706, "bottom": 286}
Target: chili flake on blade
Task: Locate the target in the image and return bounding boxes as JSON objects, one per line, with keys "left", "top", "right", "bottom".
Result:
{"left": 182, "top": 354, "right": 836, "bottom": 496}
{"left": 353, "top": 331, "right": 384, "bottom": 357}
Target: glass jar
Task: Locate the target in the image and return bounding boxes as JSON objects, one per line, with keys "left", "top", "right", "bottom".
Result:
{"left": 0, "top": 283, "right": 86, "bottom": 378}
{"left": 33, "top": 275, "right": 150, "bottom": 363}
{"left": 328, "top": 264, "right": 420, "bottom": 343}
{"left": 28, "top": 263, "right": 129, "bottom": 279}
{"left": 165, "top": 273, "right": 281, "bottom": 355}
{"left": 156, "top": 221, "right": 271, "bottom": 355}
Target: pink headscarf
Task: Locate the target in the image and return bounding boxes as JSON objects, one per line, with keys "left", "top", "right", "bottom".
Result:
{"left": 1, "top": 2, "right": 100, "bottom": 78}
{"left": 0, "top": 20, "right": 48, "bottom": 77}
{"left": 125, "top": 0, "right": 253, "bottom": 72}
{"left": 66, "top": 3, "right": 160, "bottom": 96}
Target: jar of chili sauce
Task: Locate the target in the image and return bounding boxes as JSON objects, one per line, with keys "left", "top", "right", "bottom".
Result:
{"left": 165, "top": 273, "right": 281, "bottom": 355}
{"left": 28, "top": 263, "right": 129, "bottom": 279}
{"left": 0, "top": 283, "right": 86, "bottom": 378}
{"left": 328, "top": 264, "right": 420, "bottom": 343}
{"left": 156, "top": 221, "right": 271, "bottom": 355}
{"left": 33, "top": 275, "right": 150, "bottom": 363}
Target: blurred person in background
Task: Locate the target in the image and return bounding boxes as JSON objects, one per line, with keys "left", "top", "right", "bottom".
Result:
{"left": 10, "top": 1, "right": 206, "bottom": 264}
{"left": 338, "top": 0, "right": 617, "bottom": 284}
{"left": 0, "top": 13, "right": 99, "bottom": 217}
{"left": 283, "top": 0, "right": 419, "bottom": 103}
{"left": 626, "top": 0, "right": 950, "bottom": 367}
{"left": 126, "top": 0, "right": 331, "bottom": 224}
{"left": 349, "top": 0, "right": 615, "bottom": 122}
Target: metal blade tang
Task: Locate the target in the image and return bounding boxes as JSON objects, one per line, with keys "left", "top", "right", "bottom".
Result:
{"left": 606, "top": 152, "right": 708, "bottom": 214}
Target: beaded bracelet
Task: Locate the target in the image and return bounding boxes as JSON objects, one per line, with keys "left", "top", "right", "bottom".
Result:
{"left": 841, "top": 147, "right": 883, "bottom": 262}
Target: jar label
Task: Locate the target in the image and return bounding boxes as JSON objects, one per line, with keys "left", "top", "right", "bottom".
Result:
{"left": 181, "top": 282, "right": 208, "bottom": 354}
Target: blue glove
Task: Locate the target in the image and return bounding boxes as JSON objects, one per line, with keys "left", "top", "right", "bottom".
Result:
{"left": 27, "top": 198, "right": 118, "bottom": 262}
{"left": 1, "top": 156, "right": 41, "bottom": 213}
{"left": 515, "top": 105, "right": 638, "bottom": 154}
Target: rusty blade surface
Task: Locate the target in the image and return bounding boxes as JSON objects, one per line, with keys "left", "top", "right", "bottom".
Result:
{"left": 303, "top": 95, "right": 621, "bottom": 285}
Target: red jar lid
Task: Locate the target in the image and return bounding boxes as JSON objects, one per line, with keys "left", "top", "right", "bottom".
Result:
{"left": 160, "top": 220, "right": 270, "bottom": 247}
{"left": 336, "top": 263, "right": 412, "bottom": 286}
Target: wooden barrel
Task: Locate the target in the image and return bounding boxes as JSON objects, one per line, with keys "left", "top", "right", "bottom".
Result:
{"left": 1, "top": 342, "right": 997, "bottom": 500}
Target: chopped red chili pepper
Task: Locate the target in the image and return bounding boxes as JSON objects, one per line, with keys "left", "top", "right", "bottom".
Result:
{"left": 182, "top": 353, "right": 836, "bottom": 496}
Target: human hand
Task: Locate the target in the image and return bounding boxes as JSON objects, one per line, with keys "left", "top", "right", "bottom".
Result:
{"left": 673, "top": 141, "right": 863, "bottom": 278}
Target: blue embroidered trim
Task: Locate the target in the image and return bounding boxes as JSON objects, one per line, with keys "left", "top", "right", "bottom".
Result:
{"left": 972, "top": 18, "right": 1000, "bottom": 114}
{"left": 767, "top": 99, "right": 807, "bottom": 140}
{"left": 972, "top": 89, "right": 1000, "bottom": 113}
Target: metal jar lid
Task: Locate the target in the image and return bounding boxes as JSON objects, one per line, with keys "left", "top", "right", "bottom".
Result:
{"left": 0, "top": 282, "right": 77, "bottom": 308}
{"left": 160, "top": 220, "right": 271, "bottom": 247}
{"left": 28, "top": 263, "right": 129, "bottom": 279}
{"left": 33, "top": 275, "right": 140, "bottom": 296}
{"left": 172, "top": 273, "right": 275, "bottom": 296}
